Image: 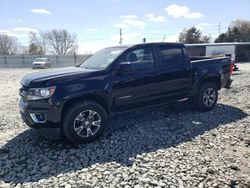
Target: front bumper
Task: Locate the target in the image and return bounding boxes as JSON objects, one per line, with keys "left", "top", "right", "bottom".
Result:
{"left": 32, "top": 64, "right": 46, "bottom": 68}
{"left": 19, "top": 97, "right": 61, "bottom": 129}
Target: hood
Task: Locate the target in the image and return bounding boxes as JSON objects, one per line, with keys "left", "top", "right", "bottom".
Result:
{"left": 33, "top": 61, "right": 46, "bottom": 64}
{"left": 21, "top": 67, "right": 96, "bottom": 87}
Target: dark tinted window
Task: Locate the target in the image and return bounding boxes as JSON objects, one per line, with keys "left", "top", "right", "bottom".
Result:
{"left": 121, "top": 47, "right": 154, "bottom": 70}
{"left": 159, "top": 45, "right": 184, "bottom": 66}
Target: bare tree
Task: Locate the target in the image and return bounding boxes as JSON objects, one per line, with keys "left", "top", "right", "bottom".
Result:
{"left": 17, "top": 45, "right": 29, "bottom": 55}
{"left": 29, "top": 29, "right": 77, "bottom": 55}
{"left": 0, "top": 34, "right": 19, "bottom": 55}
{"left": 29, "top": 31, "right": 47, "bottom": 55}
{"left": 28, "top": 43, "right": 44, "bottom": 55}
{"left": 44, "top": 29, "right": 77, "bottom": 55}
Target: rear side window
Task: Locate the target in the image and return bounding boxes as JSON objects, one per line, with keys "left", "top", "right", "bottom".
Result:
{"left": 159, "top": 45, "right": 184, "bottom": 66}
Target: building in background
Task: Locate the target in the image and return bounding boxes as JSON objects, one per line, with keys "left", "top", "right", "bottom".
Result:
{"left": 185, "top": 42, "right": 250, "bottom": 62}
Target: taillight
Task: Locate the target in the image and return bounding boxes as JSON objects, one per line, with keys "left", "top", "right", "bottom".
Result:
{"left": 229, "top": 63, "right": 234, "bottom": 75}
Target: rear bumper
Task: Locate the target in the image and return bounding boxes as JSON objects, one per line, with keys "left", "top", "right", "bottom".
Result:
{"left": 225, "top": 78, "right": 233, "bottom": 89}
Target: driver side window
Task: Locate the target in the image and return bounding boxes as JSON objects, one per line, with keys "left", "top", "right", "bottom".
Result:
{"left": 121, "top": 47, "right": 154, "bottom": 71}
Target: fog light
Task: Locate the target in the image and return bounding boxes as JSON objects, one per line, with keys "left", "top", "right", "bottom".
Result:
{"left": 30, "top": 113, "right": 46, "bottom": 123}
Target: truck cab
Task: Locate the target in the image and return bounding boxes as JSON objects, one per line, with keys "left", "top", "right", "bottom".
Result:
{"left": 110, "top": 43, "right": 192, "bottom": 111}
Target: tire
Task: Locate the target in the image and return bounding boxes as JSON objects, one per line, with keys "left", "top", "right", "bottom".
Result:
{"left": 62, "top": 101, "right": 107, "bottom": 144}
{"left": 194, "top": 82, "right": 218, "bottom": 111}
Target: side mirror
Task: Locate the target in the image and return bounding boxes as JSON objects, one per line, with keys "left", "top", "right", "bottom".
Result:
{"left": 116, "top": 62, "right": 132, "bottom": 74}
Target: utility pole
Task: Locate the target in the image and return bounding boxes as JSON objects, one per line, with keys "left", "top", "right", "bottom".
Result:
{"left": 218, "top": 21, "right": 221, "bottom": 35}
{"left": 119, "top": 28, "right": 123, "bottom": 45}
{"left": 162, "top": 35, "right": 166, "bottom": 42}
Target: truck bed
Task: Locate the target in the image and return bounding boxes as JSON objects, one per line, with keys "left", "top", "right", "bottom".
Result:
{"left": 190, "top": 56, "right": 230, "bottom": 67}
{"left": 190, "top": 56, "right": 232, "bottom": 89}
{"left": 190, "top": 56, "right": 231, "bottom": 72}
{"left": 190, "top": 56, "right": 227, "bottom": 62}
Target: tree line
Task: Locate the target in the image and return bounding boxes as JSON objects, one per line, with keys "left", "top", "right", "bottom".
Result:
{"left": 0, "top": 29, "right": 77, "bottom": 55}
{"left": 179, "top": 19, "right": 250, "bottom": 44}
{"left": 0, "top": 19, "right": 249, "bottom": 55}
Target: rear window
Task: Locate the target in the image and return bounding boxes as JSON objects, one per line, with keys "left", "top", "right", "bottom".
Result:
{"left": 159, "top": 45, "right": 184, "bottom": 66}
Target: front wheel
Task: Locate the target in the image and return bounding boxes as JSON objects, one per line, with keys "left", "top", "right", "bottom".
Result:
{"left": 63, "top": 101, "right": 107, "bottom": 144}
{"left": 194, "top": 82, "right": 218, "bottom": 111}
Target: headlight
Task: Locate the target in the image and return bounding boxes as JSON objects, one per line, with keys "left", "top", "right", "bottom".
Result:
{"left": 27, "top": 86, "right": 56, "bottom": 101}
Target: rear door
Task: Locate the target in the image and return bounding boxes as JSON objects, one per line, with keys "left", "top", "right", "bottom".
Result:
{"left": 154, "top": 44, "right": 192, "bottom": 100}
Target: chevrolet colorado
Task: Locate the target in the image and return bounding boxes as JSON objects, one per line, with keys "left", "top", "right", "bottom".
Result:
{"left": 19, "top": 42, "right": 233, "bottom": 144}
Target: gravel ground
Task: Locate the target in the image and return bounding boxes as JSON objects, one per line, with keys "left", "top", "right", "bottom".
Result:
{"left": 0, "top": 65, "right": 249, "bottom": 188}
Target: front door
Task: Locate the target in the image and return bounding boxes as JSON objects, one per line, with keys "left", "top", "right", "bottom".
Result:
{"left": 111, "top": 46, "right": 157, "bottom": 111}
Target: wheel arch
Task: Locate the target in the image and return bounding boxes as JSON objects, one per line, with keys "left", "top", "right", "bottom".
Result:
{"left": 201, "top": 75, "right": 221, "bottom": 89}
{"left": 191, "top": 74, "right": 221, "bottom": 97}
{"left": 196, "top": 75, "right": 221, "bottom": 93}
{"left": 61, "top": 94, "right": 110, "bottom": 122}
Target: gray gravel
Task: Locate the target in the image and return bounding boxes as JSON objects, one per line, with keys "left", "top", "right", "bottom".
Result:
{"left": 0, "top": 65, "right": 250, "bottom": 188}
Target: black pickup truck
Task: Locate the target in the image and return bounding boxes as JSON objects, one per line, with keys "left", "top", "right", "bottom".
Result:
{"left": 19, "top": 42, "right": 233, "bottom": 144}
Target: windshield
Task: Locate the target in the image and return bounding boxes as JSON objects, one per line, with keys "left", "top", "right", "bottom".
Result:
{"left": 80, "top": 47, "right": 127, "bottom": 70}
{"left": 35, "top": 58, "right": 47, "bottom": 62}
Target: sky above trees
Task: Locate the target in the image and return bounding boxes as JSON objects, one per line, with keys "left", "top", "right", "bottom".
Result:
{"left": 0, "top": 0, "right": 250, "bottom": 53}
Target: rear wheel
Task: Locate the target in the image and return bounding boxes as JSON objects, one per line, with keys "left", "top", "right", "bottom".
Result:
{"left": 63, "top": 101, "right": 107, "bottom": 144}
{"left": 194, "top": 82, "right": 218, "bottom": 111}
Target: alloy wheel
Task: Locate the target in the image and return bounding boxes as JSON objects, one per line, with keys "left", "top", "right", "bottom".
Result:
{"left": 202, "top": 88, "right": 217, "bottom": 107}
{"left": 73, "top": 110, "right": 101, "bottom": 138}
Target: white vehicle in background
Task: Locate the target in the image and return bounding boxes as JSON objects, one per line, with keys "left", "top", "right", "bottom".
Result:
{"left": 32, "top": 58, "right": 51, "bottom": 69}
{"left": 205, "top": 45, "right": 236, "bottom": 60}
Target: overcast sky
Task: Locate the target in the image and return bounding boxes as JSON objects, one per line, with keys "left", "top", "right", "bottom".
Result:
{"left": 0, "top": 0, "right": 250, "bottom": 53}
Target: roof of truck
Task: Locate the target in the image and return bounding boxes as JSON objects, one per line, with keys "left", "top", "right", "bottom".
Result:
{"left": 109, "top": 42, "right": 185, "bottom": 49}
